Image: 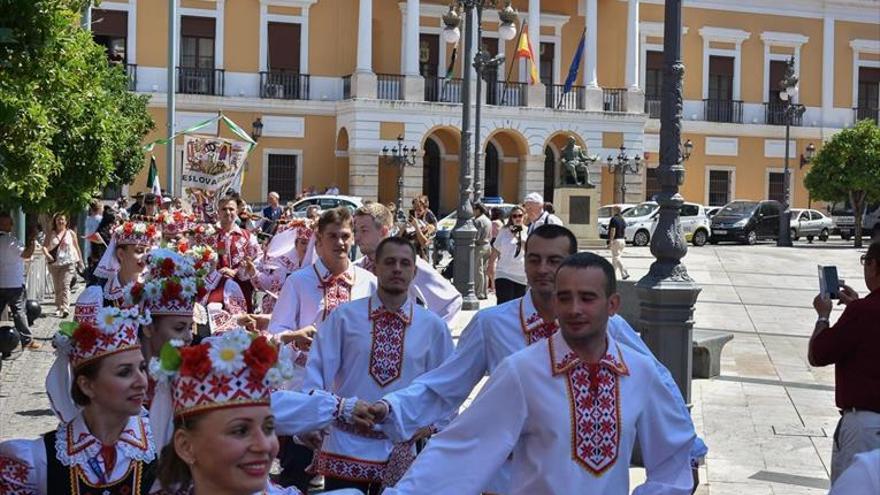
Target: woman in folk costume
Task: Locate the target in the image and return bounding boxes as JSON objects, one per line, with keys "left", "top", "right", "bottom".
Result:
{"left": 0, "top": 306, "right": 157, "bottom": 494}
{"left": 76, "top": 220, "right": 162, "bottom": 324}
{"left": 251, "top": 218, "right": 316, "bottom": 315}
{"left": 147, "top": 329, "right": 361, "bottom": 495}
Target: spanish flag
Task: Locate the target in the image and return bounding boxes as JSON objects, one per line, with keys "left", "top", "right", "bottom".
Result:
{"left": 515, "top": 21, "right": 540, "bottom": 85}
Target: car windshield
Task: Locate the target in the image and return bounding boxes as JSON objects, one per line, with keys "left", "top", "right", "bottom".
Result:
{"left": 598, "top": 207, "right": 614, "bottom": 218}
{"left": 718, "top": 201, "right": 757, "bottom": 216}
{"left": 623, "top": 203, "right": 656, "bottom": 218}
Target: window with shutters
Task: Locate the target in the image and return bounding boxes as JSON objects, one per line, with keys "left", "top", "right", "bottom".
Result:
{"left": 708, "top": 56, "right": 734, "bottom": 101}
{"left": 181, "top": 16, "right": 215, "bottom": 69}
{"left": 645, "top": 167, "right": 661, "bottom": 201}
{"left": 645, "top": 52, "right": 664, "bottom": 99}
{"left": 268, "top": 22, "right": 301, "bottom": 72}
{"left": 540, "top": 42, "right": 554, "bottom": 85}
{"left": 267, "top": 154, "right": 299, "bottom": 202}
{"left": 857, "top": 67, "right": 880, "bottom": 113}
{"left": 767, "top": 172, "right": 785, "bottom": 203}
{"left": 708, "top": 170, "right": 732, "bottom": 206}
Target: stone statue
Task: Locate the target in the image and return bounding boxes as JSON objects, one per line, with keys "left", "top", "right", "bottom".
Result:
{"left": 560, "top": 136, "right": 597, "bottom": 187}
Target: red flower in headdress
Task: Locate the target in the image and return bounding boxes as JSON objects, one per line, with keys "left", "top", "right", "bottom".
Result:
{"left": 179, "top": 344, "right": 211, "bottom": 379}
{"left": 160, "top": 257, "right": 176, "bottom": 277}
{"left": 123, "top": 222, "right": 134, "bottom": 235}
{"left": 163, "top": 280, "right": 182, "bottom": 301}
{"left": 145, "top": 223, "right": 157, "bottom": 238}
{"left": 72, "top": 323, "right": 100, "bottom": 353}
{"left": 244, "top": 336, "right": 278, "bottom": 382}
{"left": 129, "top": 282, "right": 144, "bottom": 302}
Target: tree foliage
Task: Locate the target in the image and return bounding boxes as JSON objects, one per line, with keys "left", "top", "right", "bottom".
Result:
{"left": 0, "top": 0, "right": 154, "bottom": 213}
{"left": 804, "top": 119, "right": 880, "bottom": 247}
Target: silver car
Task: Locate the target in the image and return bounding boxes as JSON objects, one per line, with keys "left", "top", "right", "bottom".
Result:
{"left": 790, "top": 208, "right": 832, "bottom": 242}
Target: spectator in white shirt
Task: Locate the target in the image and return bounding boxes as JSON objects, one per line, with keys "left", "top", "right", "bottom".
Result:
{"left": 487, "top": 205, "right": 528, "bottom": 304}
{"left": 0, "top": 212, "right": 39, "bottom": 351}
{"left": 523, "top": 192, "right": 563, "bottom": 235}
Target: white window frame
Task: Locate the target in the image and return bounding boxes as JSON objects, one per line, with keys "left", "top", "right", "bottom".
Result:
{"left": 761, "top": 31, "right": 809, "bottom": 103}
{"left": 850, "top": 39, "right": 880, "bottom": 110}
{"left": 259, "top": 0, "right": 313, "bottom": 74}
{"left": 699, "top": 27, "right": 750, "bottom": 101}
{"left": 765, "top": 167, "right": 795, "bottom": 205}
{"left": 95, "top": 1, "right": 137, "bottom": 65}
{"left": 704, "top": 166, "right": 736, "bottom": 207}
{"left": 262, "top": 149, "right": 304, "bottom": 201}
{"left": 639, "top": 22, "right": 688, "bottom": 90}
{"left": 177, "top": 4, "right": 224, "bottom": 69}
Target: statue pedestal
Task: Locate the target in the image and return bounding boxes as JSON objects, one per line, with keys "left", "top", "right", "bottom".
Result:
{"left": 555, "top": 187, "right": 601, "bottom": 248}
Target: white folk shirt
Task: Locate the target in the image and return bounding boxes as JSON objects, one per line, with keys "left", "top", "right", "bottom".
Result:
{"left": 355, "top": 256, "right": 462, "bottom": 325}
{"left": 386, "top": 331, "right": 696, "bottom": 495}
{"left": 268, "top": 258, "right": 376, "bottom": 334}
{"left": 0, "top": 412, "right": 156, "bottom": 494}
{"left": 302, "top": 294, "right": 454, "bottom": 483}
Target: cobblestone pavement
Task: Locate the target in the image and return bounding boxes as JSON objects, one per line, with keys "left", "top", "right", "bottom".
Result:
{"left": 0, "top": 239, "right": 869, "bottom": 494}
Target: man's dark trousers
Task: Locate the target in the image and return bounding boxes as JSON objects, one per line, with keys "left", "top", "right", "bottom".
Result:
{"left": 0, "top": 286, "right": 32, "bottom": 346}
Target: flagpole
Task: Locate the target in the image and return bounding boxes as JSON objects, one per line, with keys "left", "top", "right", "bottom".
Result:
{"left": 166, "top": 0, "right": 177, "bottom": 198}
{"left": 557, "top": 28, "right": 587, "bottom": 110}
{"left": 501, "top": 20, "right": 526, "bottom": 106}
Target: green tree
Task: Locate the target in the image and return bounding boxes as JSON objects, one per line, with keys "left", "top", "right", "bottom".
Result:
{"left": 804, "top": 119, "right": 880, "bottom": 248}
{"left": 0, "top": 0, "right": 154, "bottom": 214}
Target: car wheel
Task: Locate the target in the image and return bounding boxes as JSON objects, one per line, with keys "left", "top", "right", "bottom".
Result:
{"left": 633, "top": 230, "right": 650, "bottom": 247}
{"left": 819, "top": 229, "right": 829, "bottom": 242}
{"left": 790, "top": 228, "right": 799, "bottom": 241}
{"left": 692, "top": 229, "right": 708, "bottom": 247}
{"left": 746, "top": 230, "right": 757, "bottom": 245}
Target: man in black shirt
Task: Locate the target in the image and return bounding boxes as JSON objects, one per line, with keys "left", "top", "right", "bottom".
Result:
{"left": 607, "top": 207, "right": 629, "bottom": 280}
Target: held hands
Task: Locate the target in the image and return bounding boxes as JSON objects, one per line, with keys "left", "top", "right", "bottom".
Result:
{"left": 218, "top": 267, "right": 237, "bottom": 278}
{"left": 274, "top": 326, "right": 317, "bottom": 350}
{"left": 350, "top": 400, "right": 390, "bottom": 429}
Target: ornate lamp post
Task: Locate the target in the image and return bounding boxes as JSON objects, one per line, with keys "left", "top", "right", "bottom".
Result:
{"left": 442, "top": 1, "right": 518, "bottom": 309}
{"left": 382, "top": 135, "right": 419, "bottom": 224}
{"left": 605, "top": 145, "right": 642, "bottom": 203}
{"left": 251, "top": 118, "right": 263, "bottom": 142}
{"left": 636, "top": 0, "right": 701, "bottom": 406}
{"left": 777, "top": 56, "right": 806, "bottom": 247}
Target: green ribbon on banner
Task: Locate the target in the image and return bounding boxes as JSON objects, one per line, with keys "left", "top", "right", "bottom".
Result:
{"left": 142, "top": 114, "right": 257, "bottom": 153}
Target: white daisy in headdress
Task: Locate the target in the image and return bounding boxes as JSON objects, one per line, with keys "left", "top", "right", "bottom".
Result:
{"left": 208, "top": 333, "right": 247, "bottom": 374}
{"left": 96, "top": 307, "right": 122, "bottom": 334}
{"left": 144, "top": 281, "right": 162, "bottom": 301}
{"left": 180, "top": 278, "right": 197, "bottom": 299}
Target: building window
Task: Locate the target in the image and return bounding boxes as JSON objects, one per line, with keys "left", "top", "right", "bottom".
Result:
{"left": 645, "top": 51, "right": 663, "bottom": 118}
{"left": 540, "top": 42, "right": 554, "bottom": 85}
{"left": 92, "top": 9, "right": 128, "bottom": 63}
{"left": 768, "top": 171, "right": 785, "bottom": 203}
{"left": 419, "top": 34, "right": 439, "bottom": 78}
{"left": 181, "top": 16, "right": 215, "bottom": 69}
{"left": 267, "top": 154, "right": 299, "bottom": 202}
{"left": 857, "top": 67, "right": 880, "bottom": 123}
{"left": 268, "top": 22, "right": 301, "bottom": 72}
{"left": 708, "top": 170, "right": 732, "bottom": 206}
{"left": 645, "top": 167, "right": 660, "bottom": 201}
{"left": 708, "top": 56, "right": 734, "bottom": 101}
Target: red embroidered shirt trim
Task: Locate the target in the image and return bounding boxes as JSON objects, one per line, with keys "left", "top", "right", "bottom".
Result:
{"left": 314, "top": 264, "right": 355, "bottom": 321}
{"left": 518, "top": 293, "right": 559, "bottom": 346}
{"left": 367, "top": 296, "right": 413, "bottom": 387}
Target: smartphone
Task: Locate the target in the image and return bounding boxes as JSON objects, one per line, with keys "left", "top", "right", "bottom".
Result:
{"left": 818, "top": 265, "right": 840, "bottom": 299}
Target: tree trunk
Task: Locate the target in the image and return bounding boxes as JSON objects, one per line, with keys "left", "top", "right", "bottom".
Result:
{"left": 850, "top": 190, "right": 865, "bottom": 249}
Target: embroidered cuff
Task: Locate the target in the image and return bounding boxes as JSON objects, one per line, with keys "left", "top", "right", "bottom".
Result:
{"left": 338, "top": 397, "right": 360, "bottom": 424}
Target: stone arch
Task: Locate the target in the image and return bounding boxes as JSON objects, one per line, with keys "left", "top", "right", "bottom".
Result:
{"left": 480, "top": 128, "right": 529, "bottom": 203}
{"left": 421, "top": 126, "right": 462, "bottom": 214}
{"left": 335, "top": 127, "right": 350, "bottom": 194}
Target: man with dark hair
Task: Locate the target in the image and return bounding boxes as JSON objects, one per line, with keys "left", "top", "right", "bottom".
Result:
{"left": 384, "top": 252, "right": 696, "bottom": 494}
{"left": 302, "top": 235, "right": 453, "bottom": 494}
{"left": 0, "top": 212, "right": 38, "bottom": 351}
{"left": 213, "top": 196, "right": 262, "bottom": 312}
{"left": 809, "top": 242, "right": 880, "bottom": 484}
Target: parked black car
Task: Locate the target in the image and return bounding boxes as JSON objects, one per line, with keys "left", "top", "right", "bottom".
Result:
{"left": 710, "top": 200, "right": 782, "bottom": 245}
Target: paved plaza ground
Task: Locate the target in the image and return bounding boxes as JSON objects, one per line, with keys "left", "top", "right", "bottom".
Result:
{"left": 0, "top": 237, "right": 870, "bottom": 493}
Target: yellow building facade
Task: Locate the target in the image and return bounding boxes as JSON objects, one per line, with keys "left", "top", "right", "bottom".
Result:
{"left": 93, "top": 0, "right": 880, "bottom": 213}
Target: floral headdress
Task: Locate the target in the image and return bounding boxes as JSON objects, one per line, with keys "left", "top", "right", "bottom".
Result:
{"left": 46, "top": 306, "right": 151, "bottom": 422}
{"left": 126, "top": 248, "right": 214, "bottom": 315}
{"left": 155, "top": 209, "right": 193, "bottom": 239}
{"left": 150, "top": 328, "right": 294, "bottom": 418}
{"left": 94, "top": 220, "right": 162, "bottom": 279}
{"left": 189, "top": 222, "right": 217, "bottom": 246}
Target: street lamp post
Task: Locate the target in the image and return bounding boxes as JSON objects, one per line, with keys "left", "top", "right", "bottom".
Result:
{"left": 605, "top": 145, "right": 643, "bottom": 203}
{"left": 382, "top": 135, "right": 419, "bottom": 224}
{"left": 442, "top": 1, "right": 517, "bottom": 309}
{"left": 636, "top": 0, "right": 701, "bottom": 406}
{"left": 777, "top": 56, "right": 806, "bottom": 247}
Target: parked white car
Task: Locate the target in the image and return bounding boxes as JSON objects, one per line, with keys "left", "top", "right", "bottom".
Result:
{"left": 625, "top": 202, "right": 712, "bottom": 247}
{"left": 790, "top": 208, "right": 833, "bottom": 241}
{"left": 597, "top": 203, "right": 635, "bottom": 239}
{"left": 290, "top": 195, "right": 363, "bottom": 216}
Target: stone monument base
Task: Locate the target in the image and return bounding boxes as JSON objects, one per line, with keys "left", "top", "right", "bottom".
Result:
{"left": 554, "top": 187, "right": 601, "bottom": 248}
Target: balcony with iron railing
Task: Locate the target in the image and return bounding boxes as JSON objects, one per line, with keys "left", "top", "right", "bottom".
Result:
{"left": 259, "top": 71, "right": 310, "bottom": 100}
{"left": 853, "top": 106, "right": 879, "bottom": 124}
{"left": 703, "top": 99, "right": 743, "bottom": 123}
{"left": 377, "top": 73, "right": 404, "bottom": 100}
{"left": 546, "top": 84, "right": 585, "bottom": 110}
{"left": 764, "top": 101, "right": 803, "bottom": 126}
{"left": 644, "top": 96, "right": 661, "bottom": 118}
{"left": 424, "top": 76, "right": 463, "bottom": 103}
{"left": 603, "top": 88, "right": 626, "bottom": 112}
{"left": 487, "top": 81, "right": 527, "bottom": 107}
{"left": 177, "top": 67, "right": 225, "bottom": 96}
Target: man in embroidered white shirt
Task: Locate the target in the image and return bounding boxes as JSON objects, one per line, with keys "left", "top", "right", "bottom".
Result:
{"left": 352, "top": 203, "right": 462, "bottom": 325}
{"left": 303, "top": 237, "right": 454, "bottom": 494}
{"left": 385, "top": 252, "right": 696, "bottom": 495}
{"left": 214, "top": 196, "right": 262, "bottom": 312}
{"left": 267, "top": 207, "right": 376, "bottom": 492}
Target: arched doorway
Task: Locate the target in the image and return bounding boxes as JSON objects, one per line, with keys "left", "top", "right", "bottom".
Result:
{"left": 423, "top": 138, "right": 441, "bottom": 212}
{"left": 484, "top": 142, "right": 500, "bottom": 198}
{"left": 544, "top": 146, "right": 556, "bottom": 203}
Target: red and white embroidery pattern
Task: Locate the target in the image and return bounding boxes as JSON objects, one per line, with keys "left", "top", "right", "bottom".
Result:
{"left": 0, "top": 456, "right": 32, "bottom": 495}
{"left": 381, "top": 440, "right": 416, "bottom": 487}
{"left": 519, "top": 297, "right": 559, "bottom": 346}
{"left": 368, "top": 302, "right": 412, "bottom": 387}
{"left": 566, "top": 362, "right": 621, "bottom": 475}
{"left": 313, "top": 451, "right": 386, "bottom": 483}
{"left": 315, "top": 266, "right": 353, "bottom": 320}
